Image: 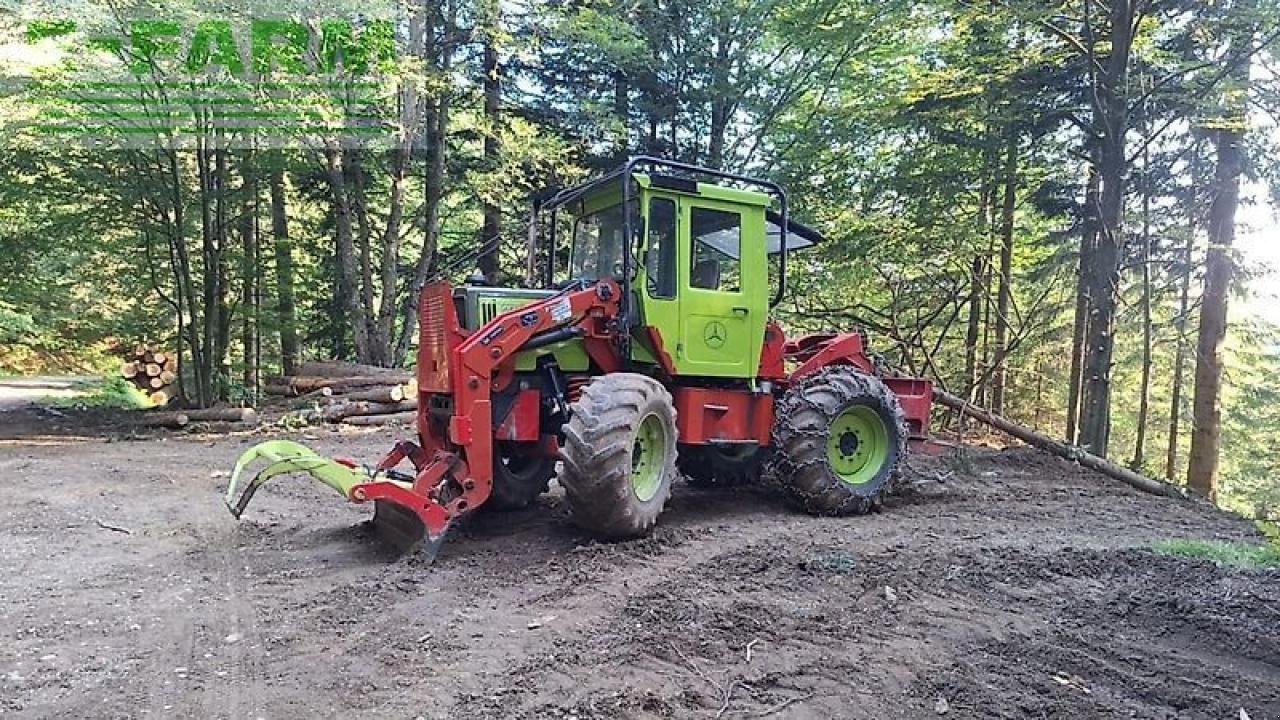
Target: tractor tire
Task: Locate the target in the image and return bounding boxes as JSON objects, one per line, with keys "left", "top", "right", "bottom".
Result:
{"left": 558, "top": 373, "right": 679, "bottom": 539}
{"left": 678, "top": 444, "right": 768, "bottom": 487}
{"left": 486, "top": 443, "right": 556, "bottom": 511}
{"left": 769, "top": 367, "right": 906, "bottom": 515}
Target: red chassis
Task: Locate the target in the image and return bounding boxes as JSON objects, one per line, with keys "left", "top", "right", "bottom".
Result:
{"left": 348, "top": 279, "right": 932, "bottom": 548}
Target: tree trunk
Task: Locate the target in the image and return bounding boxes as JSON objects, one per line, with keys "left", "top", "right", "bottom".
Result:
{"left": 394, "top": 2, "right": 454, "bottom": 366}
{"left": 614, "top": 69, "right": 630, "bottom": 153}
{"left": 240, "top": 154, "right": 259, "bottom": 399}
{"left": 706, "top": 10, "right": 733, "bottom": 170}
{"left": 1132, "top": 143, "right": 1153, "bottom": 470}
{"left": 1187, "top": 129, "right": 1245, "bottom": 500}
{"left": 990, "top": 129, "right": 1018, "bottom": 415}
{"left": 964, "top": 256, "right": 985, "bottom": 404}
{"left": 1066, "top": 157, "right": 1100, "bottom": 444}
{"left": 163, "top": 147, "right": 203, "bottom": 405}
{"left": 268, "top": 159, "right": 300, "bottom": 376}
{"left": 478, "top": 0, "right": 503, "bottom": 284}
{"left": 1165, "top": 191, "right": 1197, "bottom": 482}
{"left": 197, "top": 138, "right": 218, "bottom": 406}
{"left": 1078, "top": 0, "right": 1136, "bottom": 457}
{"left": 323, "top": 143, "right": 373, "bottom": 363}
{"left": 213, "top": 142, "right": 233, "bottom": 401}
{"left": 934, "top": 390, "right": 1182, "bottom": 498}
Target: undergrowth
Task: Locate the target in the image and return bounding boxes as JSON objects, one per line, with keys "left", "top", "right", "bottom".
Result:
{"left": 1154, "top": 538, "right": 1280, "bottom": 569}
{"left": 45, "top": 377, "right": 151, "bottom": 410}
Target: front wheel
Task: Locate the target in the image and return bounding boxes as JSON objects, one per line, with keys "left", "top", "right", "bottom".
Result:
{"left": 769, "top": 367, "right": 906, "bottom": 515}
{"left": 558, "top": 373, "right": 679, "bottom": 538}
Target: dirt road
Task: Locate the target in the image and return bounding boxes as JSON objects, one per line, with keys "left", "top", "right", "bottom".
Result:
{"left": 0, "top": 377, "right": 95, "bottom": 412}
{"left": 0, "top": 420, "right": 1276, "bottom": 719}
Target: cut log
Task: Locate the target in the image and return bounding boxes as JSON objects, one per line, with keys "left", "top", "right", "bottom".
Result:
{"left": 159, "top": 370, "right": 177, "bottom": 385}
{"left": 183, "top": 407, "right": 259, "bottom": 424}
{"left": 149, "top": 390, "right": 170, "bottom": 407}
{"left": 148, "top": 377, "right": 165, "bottom": 390}
{"left": 263, "top": 375, "right": 408, "bottom": 395}
{"left": 139, "top": 411, "right": 188, "bottom": 428}
{"left": 151, "top": 352, "right": 167, "bottom": 365}
{"left": 933, "top": 389, "right": 1184, "bottom": 498}
{"left": 121, "top": 362, "right": 138, "bottom": 379}
{"left": 321, "top": 399, "right": 417, "bottom": 422}
{"left": 331, "top": 385, "right": 406, "bottom": 403}
{"left": 163, "top": 356, "right": 178, "bottom": 373}
{"left": 298, "top": 360, "right": 409, "bottom": 379}
{"left": 341, "top": 411, "right": 417, "bottom": 427}
{"left": 144, "top": 363, "right": 162, "bottom": 377}
{"left": 284, "top": 387, "right": 335, "bottom": 409}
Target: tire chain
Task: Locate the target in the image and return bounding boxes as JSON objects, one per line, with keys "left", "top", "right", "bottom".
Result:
{"left": 765, "top": 367, "right": 908, "bottom": 515}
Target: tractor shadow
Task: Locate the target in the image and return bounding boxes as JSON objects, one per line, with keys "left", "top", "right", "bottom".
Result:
{"left": 455, "top": 480, "right": 795, "bottom": 563}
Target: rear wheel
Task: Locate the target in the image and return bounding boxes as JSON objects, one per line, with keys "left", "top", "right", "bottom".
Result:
{"left": 485, "top": 443, "right": 555, "bottom": 511}
{"left": 770, "top": 367, "right": 906, "bottom": 515}
{"left": 559, "top": 373, "right": 679, "bottom": 538}
{"left": 679, "top": 444, "right": 767, "bottom": 487}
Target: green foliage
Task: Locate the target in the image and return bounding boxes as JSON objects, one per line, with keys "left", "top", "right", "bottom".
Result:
{"left": 0, "top": 301, "right": 36, "bottom": 343}
{"left": 1153, "top": 539, "right": 1280, "bottom": 569}
{"left": 46, "top": 377, "right": 151, "bottom": 410}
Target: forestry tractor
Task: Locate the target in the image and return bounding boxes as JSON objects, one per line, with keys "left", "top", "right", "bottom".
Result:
{"left": 226, "top": 157, "right": 933, "bottom": 559}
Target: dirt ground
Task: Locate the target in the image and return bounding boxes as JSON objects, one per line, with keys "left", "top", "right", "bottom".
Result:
{"left": 1, "top": 408, "right": 1277, "bottom": 720}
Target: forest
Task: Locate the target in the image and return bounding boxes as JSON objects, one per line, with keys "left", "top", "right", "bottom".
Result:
{"left": 1, "top": 0, "right": 1278, "bottom": 517}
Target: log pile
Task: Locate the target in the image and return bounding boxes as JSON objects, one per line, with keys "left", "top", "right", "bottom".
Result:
{"left": 120, "top": 344, "right": 177, "bottom": 406}
{"left": 266, "top": 361, "right": 418, "bottom": 427}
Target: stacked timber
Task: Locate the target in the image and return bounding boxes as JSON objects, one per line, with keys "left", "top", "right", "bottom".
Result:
{"left": 265, "top": 361, "right": 417, "bottom": 427}
{"left": 120, "top": 344, "right": 177, "bottom": 406}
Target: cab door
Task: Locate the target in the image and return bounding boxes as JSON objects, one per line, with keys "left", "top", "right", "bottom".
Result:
{"left": 676, "top": 197, "right": 766, "bottom": 378}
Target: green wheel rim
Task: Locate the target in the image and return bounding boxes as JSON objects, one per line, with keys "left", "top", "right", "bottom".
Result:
{"left": 827, "top": 405, "right": 890, "bottom": 487}
{"left": 631, "top": 413, "right": 666, "bottom": 501}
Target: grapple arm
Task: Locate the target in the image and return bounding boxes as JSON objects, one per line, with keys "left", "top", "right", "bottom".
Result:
{"left": 225, "top": 440, "right": 372, "bottom": 518}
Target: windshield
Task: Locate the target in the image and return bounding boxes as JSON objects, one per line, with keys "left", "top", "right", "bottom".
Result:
{"left": 569, "top": 204, "right": 626, "bottom": 282}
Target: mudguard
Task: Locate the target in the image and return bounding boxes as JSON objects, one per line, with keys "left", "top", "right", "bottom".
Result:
{"left": 225, "top": 440, "right": 369, "bottom": 519}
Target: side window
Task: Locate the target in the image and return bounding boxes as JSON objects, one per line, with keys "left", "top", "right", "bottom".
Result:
{"left": 690, "top": 207, "right": 742, "bottom": 292}
{"left": 645, "top": 198, "right": 677, "bottom": 298}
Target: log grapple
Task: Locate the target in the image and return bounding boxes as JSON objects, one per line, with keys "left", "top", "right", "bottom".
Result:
{"left": 226, "top": 157, "right": 933, "bottom": 560}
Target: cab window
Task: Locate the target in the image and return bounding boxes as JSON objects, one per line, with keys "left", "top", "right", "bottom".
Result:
{"left": 690, "top": 207, "right": 742, "bottom": 292}
{"left": 645, "top": 198, "right": 677, "bottom": 298}
{"left": 569, "top": 204, "right": 625, "bottom": 281}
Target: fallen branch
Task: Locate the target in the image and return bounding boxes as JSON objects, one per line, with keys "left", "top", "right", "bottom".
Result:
{"left": 933, "top": 389, "right": 1183, "bottom": 499}
{"left": 756, "top": 693, "right": 815, "bottom": 717}
{"left": 94, "top": 518, "right": 133, "bottom": 535}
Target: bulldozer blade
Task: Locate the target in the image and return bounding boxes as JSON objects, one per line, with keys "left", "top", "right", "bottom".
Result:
{"left": 226, "top": 440, "right": 367, "bottom": 519}
{"left": 372, "top": 500, "right": 450, "bottom": 562}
